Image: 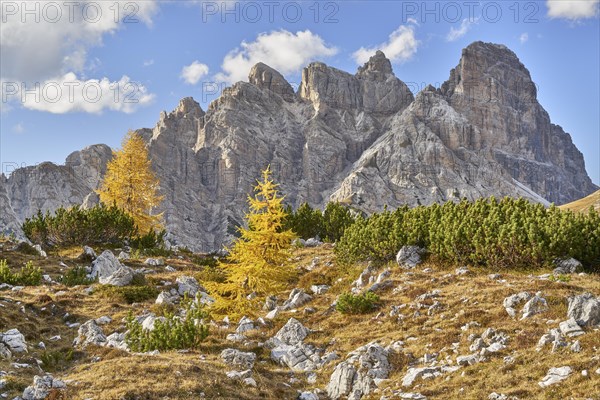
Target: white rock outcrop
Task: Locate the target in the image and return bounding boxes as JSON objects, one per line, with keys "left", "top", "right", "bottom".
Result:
{"left": 538, "top": 366, "right": 572, "bottom": 388}
{"left": 327, "top": 342, "right": 391, "bottom": 400}
{"left": 22, "top": 375, "right": 66, "bottom": 400}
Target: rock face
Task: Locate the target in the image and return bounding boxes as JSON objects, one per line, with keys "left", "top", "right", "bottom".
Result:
{"left": 0, "top": 329, "right": 27, "bottom": 353}
{"left": 566, "top": 293, "right": 600, "bottom": 327}
{"left": 0, "top": 42, "right": 596, "bottom": 251}
{"left": 441, "top": 43, "right": 595, "bottom": 205}
{"left": 538, "top": 366, "right": 572, "bottom": 388}
{"left": 220, "top": 348, "right": 257, "bottom": 370}
{"left": 22, "top": 375, "right": 66, "bottom": 400}
{"left": 326, "top": 342, "right": 391, "bottom": 400}
{"left": 0, "top": 145, "right": 112, "bottom": 233}
{"left": 89, "top": 250, "right": 125, "bottom": 282}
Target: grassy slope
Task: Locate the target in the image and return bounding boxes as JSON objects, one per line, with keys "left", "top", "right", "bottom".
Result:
{"left": 559, "top": 190, "right": 600, "bottom": 213}
{"left": 1, "top": 241, "right": 599, "bottom": 400}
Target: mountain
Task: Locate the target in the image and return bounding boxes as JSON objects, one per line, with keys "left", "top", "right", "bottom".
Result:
{"left": 0, "top": 42, "right": 597, "bottom": 251}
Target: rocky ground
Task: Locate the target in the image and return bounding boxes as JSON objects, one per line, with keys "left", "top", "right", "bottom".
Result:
{"left": 1, "top": 239, "right": 599, "bottom": 400}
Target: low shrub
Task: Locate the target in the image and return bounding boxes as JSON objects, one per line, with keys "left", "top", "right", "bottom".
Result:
{"left": 58, "top": 266, "right": 95, "bottom": 287}
{"left": 0, "top": 260, "right": 42, "bottom": 286}
{"left": 130, "top": 229, "right": 167, "bottom": 251}
{"left": 22, "top": 204, "right": 137, "bottom": 248}
{"left": 283, "top": 202, "right": 356, "bottom": 242}
{"left": 14, "top": 242, "right": 39, "bottom": 255}
{"left": 191, "top": 254, "right": 219, "bottom": 269}
{"left": 40, "top": 349, "right": 74, "bottom": 371}
{"left": 336, "top": 198, "right": 600, "bottom": 272}
{"left": 549, "top": 274, "right": 572, "bottom": 283}
{"left": 125, "top": 297, "right": 210, "bottom": 352}
{"left": 96, "top": 282, "right": 158, "bottom": 304}
{"left": 336, "top": 292, "right": 380, "bottom": 314}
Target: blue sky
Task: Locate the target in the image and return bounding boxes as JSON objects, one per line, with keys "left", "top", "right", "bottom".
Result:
{"left": 1, "top": 0, "right": 599, "bottom": 188}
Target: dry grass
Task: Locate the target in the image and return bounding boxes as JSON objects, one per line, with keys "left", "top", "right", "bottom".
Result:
{"left": 559, "top": 190, "right": 600, "bottom": 213}
{"left": 2, "top": 237, "right": 600, "bottom": 399}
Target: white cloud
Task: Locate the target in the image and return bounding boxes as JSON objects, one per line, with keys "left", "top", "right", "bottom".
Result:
{"left": 2, "top": 73, "right": 155, "bottom": 114}
{"left": 446, "top": 18, "right": 479, "bottom": 42}
{"left": 216, "top": 30, "right": 338, "bottom": 84}
{"left": 13, "top": 122, "right": 24, "bottom": 134}
{"left": 180, "top": 61, "right": 210, "bottom": 85}
{"left": 143, "top": 59, "right": 155, "bottom": 67}
{"left": 353, "top": 24, "right": 419, "bottom": 65}
{"left": 547, "top": 0, "right": 599, "bottom": 19}
{"left": 0, "top": 1, "right": 159, "bottom": 82}
{"left": 520, "top": 32, "right": 529, "bottom": 44}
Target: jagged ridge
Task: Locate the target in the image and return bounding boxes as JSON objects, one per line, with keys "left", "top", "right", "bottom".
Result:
{"left": 0, "top": 42, "right": 596, "bottom": 251}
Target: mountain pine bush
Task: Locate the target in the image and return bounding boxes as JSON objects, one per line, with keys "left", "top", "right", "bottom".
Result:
{"left": 283, "top": 203, "right": 323, "bottom": 239}
{"left": 0, "top": 260, "right": 42, "bottom": 286}
{"left": 336, "top": 292, "right": 380, "bottom": 314}
{"left": 125, "top": 296, "right": 210, "bottom": 352}
{"left": 22, "top": 204, "right": 137, "bottom": 248}
{"left": 283, "top": 202, "right": 356, "bottom": 242}
{"left": 336, "top": 197, "right": 600, "bottom": 272}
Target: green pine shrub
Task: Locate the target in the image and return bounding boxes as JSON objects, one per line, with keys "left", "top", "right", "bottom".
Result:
{"left": 322, "top": 202, "right": 356, "bottom": 242}
{"left": 125, "top": 296, "right": 210, "bottom": 352}
{"left": 283, "top": 202, "right": 356, "bottom": 242}
{"left": 130, "top": 229, "right": 167, "bottom": 251}
{"left": 283, "top": 203, "right": 323, "bottom": 240}
{"left": 40, "top": 349, "right": 74, "bottom": 371}
{"left": 0, "top": 260, "right": 42, "bottom": 286}
{"left": 22, "top": 204, "right": 137, "bottom": 248}
{"left": 58, "top": 266, "right": 95, "bottom": 287}
{"left": 336, "top": 197, "right": 600, "bottom": 272}
{"left": 96, "top": 283, "right": 158, "bottom": 304}
{"left": 336, "top": 292, "right": 380, "bottom": 314}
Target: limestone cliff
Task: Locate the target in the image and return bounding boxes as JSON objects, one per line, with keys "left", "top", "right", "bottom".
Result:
{"left": 0, "top": 42, "right": 596, "bottom": 250}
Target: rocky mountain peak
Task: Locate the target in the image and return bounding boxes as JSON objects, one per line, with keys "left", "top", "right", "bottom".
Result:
{"left": 299, "top": 56, "right": 413, "bottom": 116}
{"left": 438, "top": 41, "right": 596, "bottom": 205}
{"left": 357, "top": 50, "right": 394, "bottom": 78}
{"left": 248, "top": 62, "right": 296, "bottom": 102}
{"left": 441, "top": 41, "right": 535, "bottom": 100}
{"left": 173, "top": 97, "right": 204, "bottom": 119}
{"left": 0, "top": 41, "right": 596, "bottom": 251}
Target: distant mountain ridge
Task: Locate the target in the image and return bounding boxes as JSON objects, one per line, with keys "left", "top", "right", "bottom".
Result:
{"left": 1, "top": 41, "right": 597, "bottom": 251}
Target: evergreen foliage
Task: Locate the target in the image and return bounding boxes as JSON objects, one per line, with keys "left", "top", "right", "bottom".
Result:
{"left": 207, "top": 166, "right": 297, "bottom": 317}
{"left": 125, "top": 296, "right": 210, "bottom": 352}
{"left": 336, "top": 198, "right": 600, "bottom": 272}
{"left": 322, "top": 202, "right": 356, "bottom": 242}
{"left": 336, "top": 292, "right": 380, "bottom": 314}
{"left": 22, "top": 204, "right": 136, "bottom": 247}
{"left": 58, "top": 266, "right": 96, "bottom": 287}
{"left": 0, "top": 260, "right": 42, "bottom": 286}
{"left": 283, "top": 202, "right": 356, "bottom": 242}
{"left": 283, "top": 203, "right": 323, "bottom": 239}
{"left": 130, "top": 229, "right": 167, "bottom": 252}
{"left": 97, "top": 131, "right": 164, "bottom": 234}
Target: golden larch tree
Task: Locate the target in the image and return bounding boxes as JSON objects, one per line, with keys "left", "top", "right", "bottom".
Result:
{"left": 97, "top": 131, "right": 164, "bottom": 233}
{"left": 208, "top": 166, "right": 297, "bottom": 317}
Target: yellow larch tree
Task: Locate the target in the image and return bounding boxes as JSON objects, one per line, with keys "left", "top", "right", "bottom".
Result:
{"left": 97, "top": 131, "right": 164, "bottom": 233}
{"left": 208, "top": 166, "right": 297, "bottom": 317}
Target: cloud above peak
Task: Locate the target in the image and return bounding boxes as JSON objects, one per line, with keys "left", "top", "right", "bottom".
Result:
{"left": 181, "top": 61, "right": 209, "bottom": 85}
{"left": 446, "top": 18, "right": 479, "bottom": 42}
{"left": 353, "top": 24, "right": 419, "bottom": 65}
{"left": 547, "top": 0, "right": 599, "bottom": 19}
{"left": 215, "top": 30, "right": 338, "bottom": 84}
